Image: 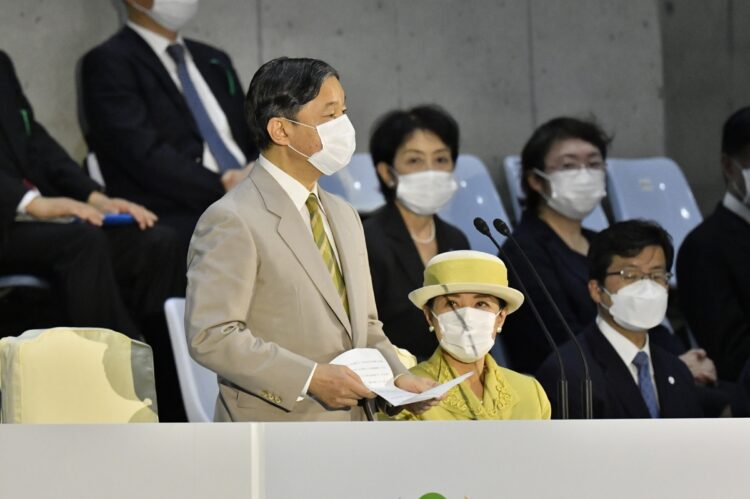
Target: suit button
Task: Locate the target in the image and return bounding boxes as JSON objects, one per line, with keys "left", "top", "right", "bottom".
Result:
{"left": 195, "top": 157, "right": 201, "bottom": 163}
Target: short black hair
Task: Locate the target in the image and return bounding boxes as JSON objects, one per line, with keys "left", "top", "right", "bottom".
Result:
{"left": 369, "top": 105, "right": 460, "bottom": 202}
{"left": 587, "top": 220, "right": 674, "bottom": 283}
{"left": 722, "top": 106, "right": 750, "bottom": 158}
{"left": 245, "top": 57, "right": 339, "bottom": 151}
{"left": 520, "top": 117, "right": 611, "bottom": 212}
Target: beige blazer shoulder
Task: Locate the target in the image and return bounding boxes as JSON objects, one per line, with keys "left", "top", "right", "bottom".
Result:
{"left": 185, "top": 165, "right": 406, "bottom": 421}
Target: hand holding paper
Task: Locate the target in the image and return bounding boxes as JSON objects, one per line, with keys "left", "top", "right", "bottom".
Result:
{"left": 330, "top": 348, "right": 471, "bottom": 408}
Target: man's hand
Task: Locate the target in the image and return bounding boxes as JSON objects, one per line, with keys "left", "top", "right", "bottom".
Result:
{"left": 87, "top": 192, "right": 157, "bottom": 230}
{"left": 307, "top": 364, "right": 375, "bottom": 409}
{"left": 221, "top": 162, "right": 254, "bottom": 191}
{"left": 679, "top": 348, "right": 718, "bottom": 386}
{"left": 395, "top": 373, "right": 443, "bottom": 415}
{"left": 26, "top": 196, "right": 103, "bottom": 226}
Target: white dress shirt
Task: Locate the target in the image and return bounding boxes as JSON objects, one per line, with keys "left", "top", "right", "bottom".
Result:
{"left": 723, "top": 192, "right": 750, "bottom": 225}
{"left": 596, "top": 315, "right": 660, "bottom": 407}
{"left": 127, "top": 22, "right": 246, "bottom": 173}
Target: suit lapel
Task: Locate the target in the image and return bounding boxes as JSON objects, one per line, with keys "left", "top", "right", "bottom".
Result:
{"left": 651, "top": 349, "right": 681, "bottom": 418}
{"left": 586, "top": 326, "right": 651, "bottom": 418}
{"left": 382, "top": 204, "right": 424, "bottom": 290}
{"left": 253, "top": 168, "right": 352, "bottom": 338}
{"left": 121, "top": 28, "right": 195, "bottom": 126}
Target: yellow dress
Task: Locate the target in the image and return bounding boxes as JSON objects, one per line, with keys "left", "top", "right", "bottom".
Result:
{"left": 390, "top": 347, "right": 551, "bottom": 420}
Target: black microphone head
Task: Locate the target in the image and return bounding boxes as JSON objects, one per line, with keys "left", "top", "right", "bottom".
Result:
{"left": 473, "top": 217, "right": 491, "bottom": 235}
{"left": 493, "top": 218, "right": 512, "bottom": 236}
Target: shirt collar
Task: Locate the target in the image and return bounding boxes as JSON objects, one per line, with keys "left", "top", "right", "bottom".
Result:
{"left": 258, "top": 154, "right": 319, "bottom": 212}
{"left": 596, "top": 314, "right": 652, "bottom": 368}
{"left": 722, "top": 192, "right": 750, "bottom": 225}
{"left": 127, "top": 21, "right": 184, "bottom": 57}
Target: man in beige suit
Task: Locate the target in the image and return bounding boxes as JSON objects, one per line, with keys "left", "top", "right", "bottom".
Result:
{"left": 186, "top": 57, "right": 438, "bottom": 421}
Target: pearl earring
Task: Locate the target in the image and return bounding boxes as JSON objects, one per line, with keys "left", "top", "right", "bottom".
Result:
{"left": 428, "top": 325, "right": 435, "bottom": 332}
{"left": 496, "top": 327, "right": 502, "bottom": 333}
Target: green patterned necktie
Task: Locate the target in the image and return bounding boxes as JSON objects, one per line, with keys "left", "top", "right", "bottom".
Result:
{"left": 305, "top": 193, "right": 349, "bottom": 315}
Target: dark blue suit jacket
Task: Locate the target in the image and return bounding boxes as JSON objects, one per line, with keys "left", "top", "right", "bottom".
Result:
{"left": 677, "top": 203, "right": 750, "bottom": 381}
{"left": 500, "top": 212, "right": 597, "bottom": 373}
{"left": 81, "top": 27, "right": 257, "bottom": 217}
{"left": 0, "top": 51, "right": 100, "bottom": 236}
{"left": 535, "top": 322, "right": 703, "bottom": 419}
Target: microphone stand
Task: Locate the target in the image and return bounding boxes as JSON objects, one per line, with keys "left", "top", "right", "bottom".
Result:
{"left": 473, "top": 217, "right": 569, "bottom": 419}
{"left": 493, "top": 218, "right": 593, "bottom": 419}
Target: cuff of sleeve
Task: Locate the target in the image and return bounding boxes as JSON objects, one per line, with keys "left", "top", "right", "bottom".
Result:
{"left": 16, "top": 189, "right": 41, "bottom": 214}
{"left": 296, "top": 363, "right": 317, "bottom": 402}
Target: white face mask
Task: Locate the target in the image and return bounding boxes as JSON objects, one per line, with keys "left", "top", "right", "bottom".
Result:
{"left": 395, "top": 170, "right": 458, "bottom": 215}
{"left": 601, "top": 279, "right": 668, "bottom": 332}
{"left": 286, "top": 115, "right": 356, "bottom": 176}
{"left": 132, "top": 0, "right": 199, "bottom": 32}
{"left": 433, "top": 307, "right": 498, "bottom": 363}
{"left": 535, "top": 168, "right": 606, "bottom": 220}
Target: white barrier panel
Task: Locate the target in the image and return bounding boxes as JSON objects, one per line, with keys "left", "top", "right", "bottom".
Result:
{"left": 1, "top": 420, "right": 748, "bottom": 499}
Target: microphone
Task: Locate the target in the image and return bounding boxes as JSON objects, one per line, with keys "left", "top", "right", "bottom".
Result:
{"left": 473, "top": 217, "right": 569, "bottom": 419}
{"left": 493, "top": 218, "right": 594, "bottom": 419}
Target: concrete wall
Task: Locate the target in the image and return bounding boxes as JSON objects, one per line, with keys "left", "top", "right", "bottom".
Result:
{"left": 2, "top": 0, "right": 664, "bottom": 210}
{"left": 659, "top": 0, "right": 750, "bottom": 214}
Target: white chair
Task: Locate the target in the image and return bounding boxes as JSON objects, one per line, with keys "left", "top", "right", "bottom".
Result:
{"left": 318, "top": 153, "right": 385, "bottom": 214}
{"left": 606, "top": 157, "right": 702, "bottom": 283}
{"left": 503, "top": 155, "right": 609, "bottom": 231}
{"left": 437, "top": 154, "right": 511, "bottom": 254}
{"left": 164, "top": 297, "right": 217, "bottom": 422}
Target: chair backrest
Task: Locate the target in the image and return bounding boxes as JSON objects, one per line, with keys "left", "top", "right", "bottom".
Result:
{"left": 318, "top": 153, "right": 385, "bottom": 214}
{"left": 606, "top": 157, "right": 702, "bottom": 281}
{"left": 0, "top": 274, "right": 50, "bottom": 291}
{"left": 437, "top": 154, "right": 510, "bottom": 254}
{"left": 164, "top": 297, "right": 217, "bottom": 422}
{"left": 503, "top": 155, "right": 609, "bottom": 231}
{"left": 0, "top": 327, "right": 158, "bottom": 423}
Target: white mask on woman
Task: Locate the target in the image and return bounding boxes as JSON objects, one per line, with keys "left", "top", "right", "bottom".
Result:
{"left": 601, "top": 279, "right": 668, "bottom": 331}
{"left": 535, "top": 168, "right": 606, "bottom": 220}
{"left": 132, "top": 0, "right": 199, "bottom": 32}
{"left": 286, "top": 115, "right": 356, "bottom": 176}
{"left": 395, "top": 170, "right": 458, "bottom": 215}
{"left": 433, "top": 307, "right": 498, "bottom": 363}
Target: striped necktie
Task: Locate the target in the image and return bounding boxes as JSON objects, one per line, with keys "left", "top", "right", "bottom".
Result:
{"left": 305, "top": 193, "right": 349, "bottom": 316}
{"left": 632, "top": 351, "right": 660, "bottom": 418}
{"left": 166, "top": 43, "right": 241, "bottom": 172}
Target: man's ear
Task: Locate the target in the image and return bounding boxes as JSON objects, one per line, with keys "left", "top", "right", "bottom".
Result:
{"left": 376, "top": 162, "right": 396, "bottom": 188}
{"left": 267, "top": 117, "right": 291, "bottom": 147}
{"left": 588, "top": 279, "right": 603, "bottom": 305}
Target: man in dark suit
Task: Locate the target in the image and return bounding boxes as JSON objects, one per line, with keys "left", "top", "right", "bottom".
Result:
{"left": 0, "top": 50, "right": 186, "bottom": 421}
{"left": 677, "top": 106, "right": 750, "bottom": 382}
{"left": 81, "top": 0, "right": 258, "bottom": 262}
{"left": 536, "top": 220, "right": 702, "bottom": 418}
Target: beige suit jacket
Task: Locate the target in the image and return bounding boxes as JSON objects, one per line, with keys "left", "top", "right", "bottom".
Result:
{"left": 185, "top": 165, "right": 407, "bottom": 421}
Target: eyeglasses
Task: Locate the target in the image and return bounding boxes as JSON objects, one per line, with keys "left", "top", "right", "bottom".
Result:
{"left": 605, "top": 269, "right": 673, "bottom": 286}
{"left": 546, "top": 160, "right": 606, "bottom": 172}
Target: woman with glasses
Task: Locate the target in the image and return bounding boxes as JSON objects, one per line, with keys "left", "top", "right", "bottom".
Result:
{"left": 388, "top": 250, "right": 551, "bottom": 420}
{"left": 501, "top": 117, "right": 611, "bottom": 374}
{"left": 364, "top": 105, "right": 469, "bottom": 362}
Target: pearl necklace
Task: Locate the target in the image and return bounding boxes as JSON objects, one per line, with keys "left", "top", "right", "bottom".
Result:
{"left": 409, "top": 219, "right": 436, "bottom": 244}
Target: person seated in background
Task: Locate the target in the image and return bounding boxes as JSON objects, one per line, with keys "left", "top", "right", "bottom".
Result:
{"left": 536, "top": 220, "right": 703, "bottom": 419}
{"left": 389, "top": 250, "right": 551, "bottom": 420}
{"left": 0, "top": 50, "right": 186, "bottom": 421}
{"left": 364, "top": 105, "right": 469, "bottom": 361}
{"left": 678, "top": 106, "right": 750, "bottom": 383}
{"left": 501, "top": 117, "right": 609, "bottom": 374}
{"left": 81, "top": 0, "right": 258, "bottom": 268}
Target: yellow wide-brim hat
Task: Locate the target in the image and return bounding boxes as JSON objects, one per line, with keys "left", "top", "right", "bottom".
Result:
{"left": 408, "top": 250, "right": 524, "bottom": 313}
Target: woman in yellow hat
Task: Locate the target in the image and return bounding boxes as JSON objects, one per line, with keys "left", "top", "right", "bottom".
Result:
{"left": 391, "top": 250, "right": 551, "bottom": 420}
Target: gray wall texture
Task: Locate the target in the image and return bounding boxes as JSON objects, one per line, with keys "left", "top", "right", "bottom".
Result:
{"left": 660, "top": 0, "right": 750, "bottom": 213}
{"left": 2, "top": 0, "right": 680, "bottom": 214}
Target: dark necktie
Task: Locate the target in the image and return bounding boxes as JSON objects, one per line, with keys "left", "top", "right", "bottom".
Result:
{"left": 632, "top": 351, "right": 660, "bottom": 418}
{"left": 166, "top": 44, "right": 240, "bottom": 172}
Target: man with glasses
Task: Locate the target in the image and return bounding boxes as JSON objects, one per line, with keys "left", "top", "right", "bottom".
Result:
{"left": 678, "top": 106, "right": 750, "bottom": 383}
{"left": 536, "top": 220, "right": 703, "bottom": 418}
